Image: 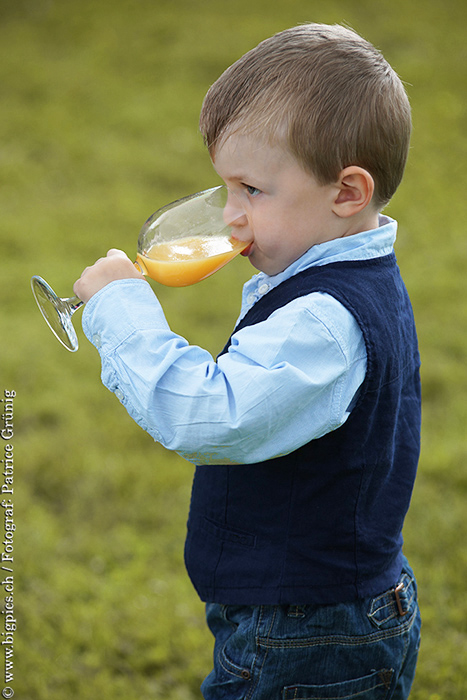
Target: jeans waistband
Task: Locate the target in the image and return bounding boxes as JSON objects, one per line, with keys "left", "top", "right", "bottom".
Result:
{"left": 367, "top": 571, "right": 416, "bottom": 627}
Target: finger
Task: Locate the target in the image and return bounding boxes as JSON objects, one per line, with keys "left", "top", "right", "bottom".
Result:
{"left": 106, "top": 248, "right": 128, "bottom": 258}
{"left": 81, "top": 255, "right": 108, "bottom": 274}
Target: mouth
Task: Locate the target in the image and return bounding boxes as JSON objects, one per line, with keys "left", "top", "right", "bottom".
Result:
{"left": 240, "top": 243, "right": 253, "bottom": 257}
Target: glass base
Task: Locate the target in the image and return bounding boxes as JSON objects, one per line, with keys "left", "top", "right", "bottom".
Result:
{"left": 31, "top": 276, "right": 79, "bottom": 352}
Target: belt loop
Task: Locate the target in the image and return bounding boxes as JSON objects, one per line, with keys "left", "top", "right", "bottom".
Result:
{"left": 287, "top": 605, "right": 306, "bottom": 618}
{"left": 395, "top": 582, "right": 408, "bottom": 616}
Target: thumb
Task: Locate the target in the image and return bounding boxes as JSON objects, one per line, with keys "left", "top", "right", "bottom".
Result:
{"left": 106, "top": 248, "right": 129, "bottom": 259}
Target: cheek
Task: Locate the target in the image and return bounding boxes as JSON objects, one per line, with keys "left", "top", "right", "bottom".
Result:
{"left": 256, "top": 205, "right": 287, "bottom": 235}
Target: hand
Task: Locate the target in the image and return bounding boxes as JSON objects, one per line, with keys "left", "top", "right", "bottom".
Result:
{"left": 73, "top": 249, "right": 144, "bottom": 303}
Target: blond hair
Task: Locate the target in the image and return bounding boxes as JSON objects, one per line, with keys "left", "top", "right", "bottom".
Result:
{"left": 199, "top": 24, "right": 411, "bottom": 209}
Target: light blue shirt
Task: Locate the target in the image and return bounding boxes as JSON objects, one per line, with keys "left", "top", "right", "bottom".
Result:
{"left": 82, "top": 215, "right": 397, "bottom": 465}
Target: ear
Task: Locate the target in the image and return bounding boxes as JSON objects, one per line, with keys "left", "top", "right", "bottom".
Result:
{"left": 332, "top": 166, "right": 375, "bottom": 218}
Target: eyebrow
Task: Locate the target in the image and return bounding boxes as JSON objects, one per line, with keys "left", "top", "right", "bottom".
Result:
{"left": 220, "top": 170, "right": 249, "bottom": 182}
{"left": 226, "top": 171, "right": 265, "bottom": 187}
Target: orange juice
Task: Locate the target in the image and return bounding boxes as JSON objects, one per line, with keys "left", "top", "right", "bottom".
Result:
{"left": 135, "top": 235, "right": 248, "bottom": 287}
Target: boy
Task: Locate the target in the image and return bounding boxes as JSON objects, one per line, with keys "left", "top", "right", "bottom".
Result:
{"left": 74, "top": 23, "right": 421, "bottom": 699}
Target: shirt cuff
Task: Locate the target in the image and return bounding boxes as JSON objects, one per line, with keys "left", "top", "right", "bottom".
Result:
{"left": 81, "top": 278, "right": 170, "bottom": 354}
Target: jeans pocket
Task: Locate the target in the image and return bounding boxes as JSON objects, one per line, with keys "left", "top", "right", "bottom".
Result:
{"left": 283, "top": 668, "right": 394, "bottom": 699}
{"left": 211, "top": 605, "right": 259, "bottom": 680}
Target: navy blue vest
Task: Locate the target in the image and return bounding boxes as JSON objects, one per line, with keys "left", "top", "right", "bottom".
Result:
{"left": 184, "top": 253, "right": 421, "bottom": 605}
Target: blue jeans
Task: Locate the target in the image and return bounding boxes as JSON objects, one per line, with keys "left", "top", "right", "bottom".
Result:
{"left": 201, "top": 559, "right": 421, "bottom": 699}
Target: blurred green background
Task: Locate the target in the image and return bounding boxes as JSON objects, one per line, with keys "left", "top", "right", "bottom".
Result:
{"left": 1, "top": 0, "right": 466, "bottom": 697}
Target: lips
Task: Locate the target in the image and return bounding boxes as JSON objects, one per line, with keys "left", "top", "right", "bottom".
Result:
{"left": 241, "top": 243, "right": 253, "bottom": 257}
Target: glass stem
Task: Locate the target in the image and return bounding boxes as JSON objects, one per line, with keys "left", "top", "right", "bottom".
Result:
{"left": 64, "top": 296, "right": 84, "bottom": 313}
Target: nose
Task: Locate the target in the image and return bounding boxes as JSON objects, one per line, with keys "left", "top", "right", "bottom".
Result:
{"left": 223, "top": 190, "right": 249, "bottom": 229}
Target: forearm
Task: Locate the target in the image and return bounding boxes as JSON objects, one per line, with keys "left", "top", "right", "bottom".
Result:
{"left": 82, "top": 280, "right": 366, "bottom": 465}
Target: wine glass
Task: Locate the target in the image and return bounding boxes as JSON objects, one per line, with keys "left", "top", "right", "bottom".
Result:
{"left": 31, "top": 185, "right": 248, "bottom": 352}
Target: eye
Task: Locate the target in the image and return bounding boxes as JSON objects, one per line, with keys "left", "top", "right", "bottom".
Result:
{"left": 244, "top": 184, "right": 261, "bottom": 197}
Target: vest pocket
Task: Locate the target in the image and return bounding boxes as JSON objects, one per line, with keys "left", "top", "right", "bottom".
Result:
{"left": 282, "top": 668, "right": 394, "bottom": 699}
{"left": 184, "top": 514, "right": 258, "bottom": 600}
{"left": 199, "top": 516, "right": 257, "bottom": 548}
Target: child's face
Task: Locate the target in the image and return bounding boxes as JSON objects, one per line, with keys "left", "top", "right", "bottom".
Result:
{"left": 213, "top": 132, "right": 340, "bottom": 276}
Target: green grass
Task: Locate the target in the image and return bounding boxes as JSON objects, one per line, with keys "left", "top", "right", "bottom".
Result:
{"left": 1, "top": 0, "right": 467, "bottom": 696}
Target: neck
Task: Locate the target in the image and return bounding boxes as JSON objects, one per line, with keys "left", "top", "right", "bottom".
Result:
{"left": 340, "top": 209, "right": 380, "bottom": 238}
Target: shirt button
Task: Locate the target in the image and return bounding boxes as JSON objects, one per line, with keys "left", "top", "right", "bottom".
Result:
{"left": 92, "top": 333, "right": 102, "bottom": 349}
{"left": 115, "top": 389, "right": 124, "bottom": 401}
{"left": 258, "top": 283, "right": 270, "bottom": 295}
{"left": 246, "top": 293, "right": 256, "bottom": 305}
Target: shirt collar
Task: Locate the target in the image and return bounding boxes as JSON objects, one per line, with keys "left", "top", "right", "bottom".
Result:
{"left": 241, "top": 214, "right": 398, "bottom": 315}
